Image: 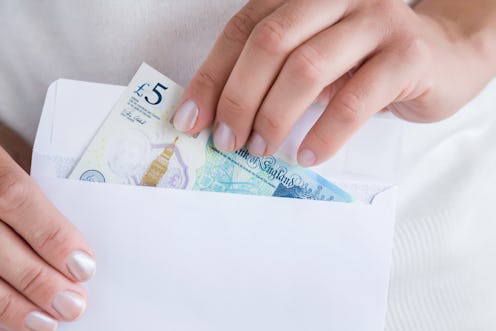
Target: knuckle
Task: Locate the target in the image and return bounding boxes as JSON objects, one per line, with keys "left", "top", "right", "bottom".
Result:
{"left": 218, "top": 94, "right": 248, "bottom": 119}
{"left": 194, "top": 69, "right": 218, "bottom": 91}
{"left": 251, "top": 18, "right": 288, "bottom": 54}
{"left": 366, "top": 0, "right": 397, "bottom": 22}
{"left": 404, "top": 36, "right": 431, "bottom": 64}
{"left": 34, "top": 224, "right": 66, "bottom": 252}
{"left": 0, "top": 292, "right": 13, "bottom": 321}
{"left": 0, "top": 168, "right": 28, "bottom": 214}
{"left": 287, "top": 46, "right": 326, "bottom": 84}
{"left": 256, "top": 111, "right": 282, "bottom": 135}
{"left": 308, "top": 127, "right": 333, "bottom": 151}
{"left": 19, "top": 265, "right": 49, "bottom": 297}
{"left": 363, "top": 0, "right": 404, "bottom": 40}
{"left": 331, "top": 92, "right": 364, "bottom": 124}
{"left": 371, "top": 0, "right": 396, "bottom": 17}
{"left": 223, "top": 11, "right": 256, "bottom": 45}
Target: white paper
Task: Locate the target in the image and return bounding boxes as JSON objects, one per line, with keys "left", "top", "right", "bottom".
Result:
{"left": 32, "top": 79, "right": 402, "bottom": 331}
{"left": 33, "top": 79, "right": 402, "bottom": 200}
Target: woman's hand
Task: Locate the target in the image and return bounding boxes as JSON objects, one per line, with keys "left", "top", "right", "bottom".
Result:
{"left": 0, "top": 132, "right": 95, "bottom": 331}
{"left": 173, "top": 0, "right": 496, "bottom": 166}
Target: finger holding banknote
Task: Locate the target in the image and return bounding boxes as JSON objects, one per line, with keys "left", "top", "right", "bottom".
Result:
{"left": 175, "top": 0, "right": 496, "bottom": 166}
{"left": 0, "top": 146, "right": 96, "bottom": 330}
{"left": 172, "top": 0, "right": 281, "bottom": 135}
{"left": 173, "top": 0, "right": 420, "bottom": 163}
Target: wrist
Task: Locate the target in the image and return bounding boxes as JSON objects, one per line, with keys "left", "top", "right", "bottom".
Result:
{"left": 415, "top": 1, "right": 496, "bottom": 78}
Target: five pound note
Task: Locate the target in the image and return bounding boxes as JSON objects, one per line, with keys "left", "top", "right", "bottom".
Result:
{"left": 69, "top": 63, "right": 352, "bottom": 202}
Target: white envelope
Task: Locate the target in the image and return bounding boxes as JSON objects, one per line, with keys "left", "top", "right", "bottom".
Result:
{"left": 31, "top": 79, "right": 402, "bottom": 331}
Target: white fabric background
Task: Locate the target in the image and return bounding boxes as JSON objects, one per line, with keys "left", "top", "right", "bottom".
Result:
{"left": 387, "top": 81, "right": 496, "bottom": 330}
{"left": 1, "top": 1, "right": 495, "bottom": 330}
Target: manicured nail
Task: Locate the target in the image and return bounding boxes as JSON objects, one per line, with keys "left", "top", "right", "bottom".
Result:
{"left": 248, "top": 133, "right": 267, "bottom": 156}
{"left": 213, "top": 122, "right": 235, "bottom": 152}
{"left": 298, "top": 149, "right": 316, "bottom": 167}
{"left": 52, "top": 291, "right": 86, "bottom": 321}
{"left": 24, "top": 312, "right": 58, "bottom": 331}
{"left": 173, "top": 100, "right": 199, "bottom": 132}
{"left": 66, "top": 251, "right": 96, "bottom": 282}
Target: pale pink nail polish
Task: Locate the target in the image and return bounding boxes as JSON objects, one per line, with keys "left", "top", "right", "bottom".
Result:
{"left": 248, "top": 133, "right": 267, "bottom": 156}
{"left": 213, "top": 122, "right": 235, "bottom": 152}
{"left": 24, "top": 312, "right": 58, "bottom": 331}
{"left": 66, "top": 251, "right": 96, "bottom": 282}
{"left": 173, "top": 100, "right": 199, "bottom": 132}
{"left": 298, "top": 149, "right": 316, "bottom": 167}
{"left": 52, "top": 291, "right": 86, "bottom": 321}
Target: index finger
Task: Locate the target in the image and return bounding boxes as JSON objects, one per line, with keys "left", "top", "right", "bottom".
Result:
{"left": 0, "top": 147, "right": 96, "bottom": 283}
{"left": 173, "top": 0, "right": 281, "bottom": 134}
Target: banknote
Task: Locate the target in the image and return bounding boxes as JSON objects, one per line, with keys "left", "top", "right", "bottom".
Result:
{"left": 69, "top": 63, "right": 352, "bottom": 202}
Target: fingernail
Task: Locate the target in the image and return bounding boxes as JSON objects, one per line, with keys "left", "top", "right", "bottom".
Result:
{"left": 248, "top": 133, "right": 267, "bottom": 156}
{"left": 213, "top": 122, "right": 235, "bottom": 152}
{"left": 173, "top": 100, "right": 199, "bottom": 132}
{"left": 52, "top": 291, "right": 86, "bottom": 321}
{"left": 66, "top": 251, "right": 96, "bottom": 282}
{"left": 298, "top": 149, "right": 316, "bottom": 167}
{"left": 24, "top": 312, "right": 58, "bottom": 331}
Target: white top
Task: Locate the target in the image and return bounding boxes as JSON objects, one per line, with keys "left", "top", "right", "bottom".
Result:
{"left": 1, "top": 1, "right": 495, "bottom": 330}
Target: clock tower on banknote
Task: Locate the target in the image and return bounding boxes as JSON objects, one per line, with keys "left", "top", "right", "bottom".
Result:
{"left": 140, "top": 137, "right": 179, "bottom": 187}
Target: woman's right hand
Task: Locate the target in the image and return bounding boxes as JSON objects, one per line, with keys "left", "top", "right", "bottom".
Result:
{"left": 0, "top": 142, "right": 95, "bottom": 331}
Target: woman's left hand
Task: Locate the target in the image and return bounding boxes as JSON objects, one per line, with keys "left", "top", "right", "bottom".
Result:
{"left": 173, "top": 0, "right": 496, "bottom": 166}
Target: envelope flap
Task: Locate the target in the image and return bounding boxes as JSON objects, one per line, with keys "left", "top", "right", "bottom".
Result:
{"left": 33, "top": 79, "right": 125, "bottom": 159}
{"left": 33, "top": 80, "right": 402, "bottom": 186}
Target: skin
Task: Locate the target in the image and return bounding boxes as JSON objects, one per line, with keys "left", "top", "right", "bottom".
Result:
{"left": 174, "top": 0, "right": 496, "bottom": 167}
{"left": 0, "top": 127, "right": 94, "bottom": 330}
{"left": 1, "top": 0, "right": 496, "bottom": 329}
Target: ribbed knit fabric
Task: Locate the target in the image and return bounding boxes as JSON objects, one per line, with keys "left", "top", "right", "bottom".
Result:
{"left": 386, "top": 81, "right": 496, "bottom": 330}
